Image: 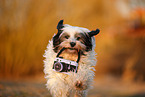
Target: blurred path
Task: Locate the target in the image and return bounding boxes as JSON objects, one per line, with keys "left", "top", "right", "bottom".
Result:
{"left": 0, "top": 78, "right": 145, "bottom": 97}
{"left": 0, "top": 80, "right": 51, "bottom": 97}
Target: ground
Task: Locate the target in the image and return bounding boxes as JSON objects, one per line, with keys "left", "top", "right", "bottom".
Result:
{"left": 0, "top": 75, "right": 145, "bottom": 97}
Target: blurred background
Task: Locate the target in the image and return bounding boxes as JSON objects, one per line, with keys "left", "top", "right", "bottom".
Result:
{"left": 0, "top": 0, "right": 145, "bottom": 97}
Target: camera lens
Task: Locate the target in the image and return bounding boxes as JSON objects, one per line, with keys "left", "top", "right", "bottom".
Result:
{"left": 54, "top": 62, "right": 63, "bottom": 72}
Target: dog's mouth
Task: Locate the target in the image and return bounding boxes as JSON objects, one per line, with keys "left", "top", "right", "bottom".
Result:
{"left": 66, "top": 47, "right": 79, "bottom": 52}
{"left": 59, "top": 47, "right": 80, "bottom": 53}
{"left": 69, "top": 48, "right": 76, "bottom": 50}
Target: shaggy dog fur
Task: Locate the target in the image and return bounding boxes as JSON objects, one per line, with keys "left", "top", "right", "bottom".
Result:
{"left": 44, "top": 20, "right": 100, "bottom": 97}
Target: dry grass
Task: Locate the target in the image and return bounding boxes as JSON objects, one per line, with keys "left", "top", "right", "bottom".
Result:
{"left": 0, "top": 0, "right": 145, "bottom": 83}
{"left": 0, "top": 0, "right": 57, "bottom": 78}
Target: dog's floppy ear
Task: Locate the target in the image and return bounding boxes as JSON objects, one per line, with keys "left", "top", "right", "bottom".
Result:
{"left": 88, "top": 29, "right": 100, "bottom": 37}
{"left": 57, "top": 20, "right": 64, "bottom": 30}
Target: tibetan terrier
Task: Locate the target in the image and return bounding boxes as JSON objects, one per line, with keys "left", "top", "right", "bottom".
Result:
{"left": 44, "top": 20, "right": 100, "bottom": 97}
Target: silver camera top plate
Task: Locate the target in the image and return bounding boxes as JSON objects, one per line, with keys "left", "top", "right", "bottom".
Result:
{"left": 54, "top": 57, "right": 78, "bottom": 66}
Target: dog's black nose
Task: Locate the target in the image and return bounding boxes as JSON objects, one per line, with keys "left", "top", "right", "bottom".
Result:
{"left": 70, "top": 42, "right": 76, "bottom": 47}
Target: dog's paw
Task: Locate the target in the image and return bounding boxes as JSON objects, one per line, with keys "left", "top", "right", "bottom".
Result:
{"left": 75, "top": 81, "right": 87, "bottom": 90}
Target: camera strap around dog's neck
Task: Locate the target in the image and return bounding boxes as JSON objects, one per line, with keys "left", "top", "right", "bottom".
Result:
{"left": 56, "top": 47, "right": 81, "bottom": 63}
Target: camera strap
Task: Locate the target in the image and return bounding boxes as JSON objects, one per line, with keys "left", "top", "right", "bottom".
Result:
{"left": 56, "top": 47, "right": 81, "bottom": 63}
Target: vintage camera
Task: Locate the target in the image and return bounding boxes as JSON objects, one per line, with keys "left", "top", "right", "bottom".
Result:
{"left": 52, "top": 48, "right": 80, "bottom": 74}
{"left": 52, "top": 57, "right": 78, "bottom": 73}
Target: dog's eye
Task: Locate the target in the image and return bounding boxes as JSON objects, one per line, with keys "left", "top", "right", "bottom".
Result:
{"left": 65, "top": 36, "right": 69, "bottom": 39}
{"left": 77, "top": 37, "right": 81, "bottom": 40}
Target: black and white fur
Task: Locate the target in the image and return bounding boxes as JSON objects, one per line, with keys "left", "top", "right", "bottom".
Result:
{"left": 44, "top": 20, "right": 100, "bottom": 97}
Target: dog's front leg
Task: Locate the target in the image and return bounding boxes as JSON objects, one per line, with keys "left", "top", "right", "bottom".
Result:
{"left": 74, "top": 90, "right": 87, "bottom": 97}
{"left": 75, "top": 81, "right": 87, "bottom": 90}
{"left": 74, "top": 81, "right": 88, "bottom": 97}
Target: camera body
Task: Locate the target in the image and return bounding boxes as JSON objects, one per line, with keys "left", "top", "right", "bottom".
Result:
{"left": 52, "top": 57, "right": 78, "bottom": 73}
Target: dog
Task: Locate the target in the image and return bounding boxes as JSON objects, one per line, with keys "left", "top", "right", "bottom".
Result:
{"left": 44, "top": 20, "right": 100, "bottom": 97}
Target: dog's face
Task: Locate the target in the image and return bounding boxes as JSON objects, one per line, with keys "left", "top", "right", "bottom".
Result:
{"left": 53, "top": 20, "right": 100, "bottom": 53}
